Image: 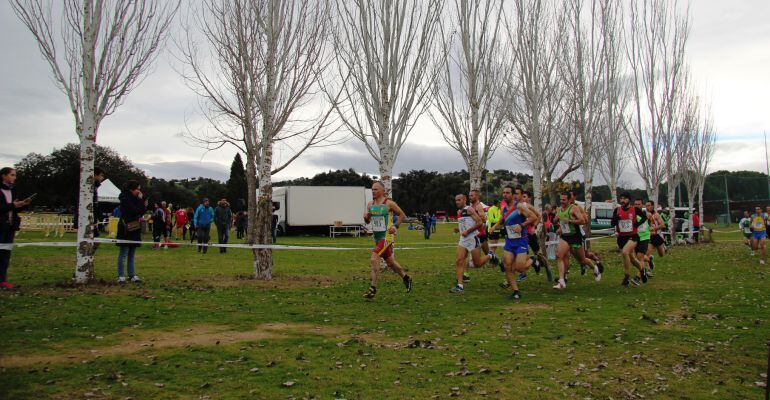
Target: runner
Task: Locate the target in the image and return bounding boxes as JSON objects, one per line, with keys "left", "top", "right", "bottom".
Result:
{"left": 490, "top": 186, "right": 539, "bottom": 299}
{"left": 634, "top": 199, "right": 653, "bottom": 277}
{"left": 738, "top": 210, "right": 753, "bottom": 253}
{"left": 449, "top": 194, "right": 501, "bottom": 293}
{"left": 611, "top": 192, "right": 648, "bottom": 287}
{"left": 515, "top": 190, "right": 550, "bottom": 282}
{"left": 552, "top": 192, "right": 601, "bottom": 290}
{"left": 568, "top": 192, "right": 605, "bottom": 278}
{"left": 466, "top": 190, "right": 491, "bottom": 277}
{"left": 487, "top": 200, "right": 502, "bottom": 256}
{"left": 750, "top": 206, "right": 768, "bottom": 265}
{"left": 645, "top": 201, "right": 667, "bottom": 269}
{"left": 362, "top": 181, "right": 413, "bottom": 299}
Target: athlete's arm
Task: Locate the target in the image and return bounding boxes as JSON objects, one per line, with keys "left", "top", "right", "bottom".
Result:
{"left": 570, "top": 206, "right": 585, "bottom": 225}
{"left": 610, "top": 208, "right": 619, "bottom": 228}
{"left": 520, "top": 202, "right": 540, "bottom": 229}
{"left": 634, "top": 207, "right": 648, "bottom": 227}
{"left": 387, "top": 200, "right": 407, "bottom": 232}
{"left": 363, "top": 201, "right": 373, "bottom": 223}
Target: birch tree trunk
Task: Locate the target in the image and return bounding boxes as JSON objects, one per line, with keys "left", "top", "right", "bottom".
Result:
{"left": 254, "top": 140, "right": 274, "bottom": 280}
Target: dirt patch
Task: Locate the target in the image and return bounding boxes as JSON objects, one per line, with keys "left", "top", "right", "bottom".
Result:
{"left": 0, "top": 323, "right": 341, "bottom": 368}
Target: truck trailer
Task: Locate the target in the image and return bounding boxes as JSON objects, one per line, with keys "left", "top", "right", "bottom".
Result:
{"left": 272, "top": 186, "right": 373, "bottom": 235}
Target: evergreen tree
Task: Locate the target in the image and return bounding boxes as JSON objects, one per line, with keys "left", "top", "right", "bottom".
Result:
{"left": 226, "top": 153, "right": 249, "bottom": 211}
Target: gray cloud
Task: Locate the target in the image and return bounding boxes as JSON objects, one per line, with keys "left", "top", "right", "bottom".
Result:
{"left": 136, "top": 161, "right": 229, "bottom": 182}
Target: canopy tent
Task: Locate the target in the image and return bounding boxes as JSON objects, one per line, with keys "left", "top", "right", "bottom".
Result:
{"left": 97, "top": 179, "right": 121, "bottom": 204}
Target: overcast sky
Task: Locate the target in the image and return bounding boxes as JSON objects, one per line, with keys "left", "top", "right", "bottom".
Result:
{"left": 1, "top": 1, "right": 769, "bottom": 187}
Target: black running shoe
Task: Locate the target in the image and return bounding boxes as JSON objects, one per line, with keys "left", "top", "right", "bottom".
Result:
{"left": 508, "top": 290, "right": 521, "bottom": 300}
{"left": 641, "top": 269, "right": 648, "bottom": 283}
{"left": 621, "top": 275, "right": 630, "bottom": 287}
{"left": 403, "top": 275, "right": 413, "bottom": 293}
{"left": 462, "top": 272, "right": 471, "bottom": 282}
{"left": 580, "top": 264, "right": 587, "bottom": 275}
{"left": 597, "top": 261, "right": 605, "bottom": 274}
{"left": 363, "top": 286, "right": 377, "bottom": 299}
{"left": 499, "top": 281, "right": 511, "bottom": 289}
{"left": 532, "top": 256, "right": 541, "bottom": 274}
{"left": 631, "top": 276, "right": 641, "bottom": 286}
{"left": 649, "top": 256, "right": 655, "bottom": 271}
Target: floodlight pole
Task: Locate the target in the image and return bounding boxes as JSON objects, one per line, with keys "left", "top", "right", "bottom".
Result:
{"left": 723, "top": 174, "right": 730, "bottom": 222}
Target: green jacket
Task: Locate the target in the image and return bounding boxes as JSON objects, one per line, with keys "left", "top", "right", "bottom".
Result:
{"left": 214, "top": 205, "right": 233, "bottom": 227}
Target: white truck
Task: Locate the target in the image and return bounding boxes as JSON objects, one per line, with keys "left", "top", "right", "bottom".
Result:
{"left": 272, "top": 186, "right": 373, "bottom": 235}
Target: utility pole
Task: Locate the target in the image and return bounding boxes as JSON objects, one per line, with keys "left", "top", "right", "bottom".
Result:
{"left": 723, "top": 174, "right": 730, "bottom": 222}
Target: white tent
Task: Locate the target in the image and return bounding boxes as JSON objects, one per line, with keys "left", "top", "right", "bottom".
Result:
{"left": 97, "top": 179, "right": 121, "bottom": 204}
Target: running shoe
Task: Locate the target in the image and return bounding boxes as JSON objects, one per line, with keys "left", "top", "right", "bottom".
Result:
{"left": 593, "top": 265, "right": 602, "bottom": 282}
{"left": 761, "top": 259, "right": 766, "bottom": 265}
{"left": 0, "top": 281, "right": 14, "bottom": 289}
{"left": 508, "top": 290, "right": 522, "bottom": 300}
{"left": 631, "top": 276, "right": 642, "bottom": 286}
{"left": 449, "top": 284, "right": 465, "bottom": 294}
{"left": 499, "top": 281, "right": 511, "bottom": 289}
{"left": 621, "top": 275, "right": 630, "bottom": 288}
{"left": 403, "top": 275, "right": 413, "bottom": 293}
{"left": 130, "top": 276, "right": 142, "bottom": 283}
{"left": 580, "top": 264, "right": 587, "bottom": 275}
{"left": 488, "top": 252, "right": 501, "bottom": 266}
{"left": 117, "top": 277, "right": 126, "bottom": 285}
{"left": 648, "top": 256, "right": 655, "bottom": 271}
{"left": 552, "top": 279, "right": 566, "bottom": 290}
{"left": 462, "top": 272, "right": 471, "bottom": 282}
{"left": 516, "top": 273, "right": 527, "bottom": 282}
{"left": 597, "top": 261, "right": 605, "bottom": 274}
{"left": 641, "top": 269, "right": 648, "bottom": 283}
{"left": 545, "top": 265, "right": 553, "bottom": 282}
{"left": 532, "top": 257, "right": 541, "bottom": 274}
{"left": 646, "top": 268, "right": 654, "bottom": 277}
{"left": 363, "top": 286, "right": 377, "bottom": 299}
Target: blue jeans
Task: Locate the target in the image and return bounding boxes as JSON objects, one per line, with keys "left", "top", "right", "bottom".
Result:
{"left": 117, "top": 246, "right": 136, "bottom": 277}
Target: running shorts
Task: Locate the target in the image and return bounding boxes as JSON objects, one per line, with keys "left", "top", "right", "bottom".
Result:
{"left": 561, "top": 233, "right": 583, "bottom": 249}
{"left": 635, "top": 239, "right": 649, "bottom": 255}
{"left": 753, "top": 231, "right": 768, "bottom": 241}
{"left": 477, "top": 232, "right": 488, "bottom": 243}
{"left": 617, "top": 234, "right": 640, "bottom": 250}
{"left": 651, "top": 234, "right": 665, "bottom": 248}
{"left": 488, "top": 229, "right": 501, "bottom": 241}
{"left": 459, "top": 236, "right": 481, "bottom": 251}
{"left": 373, "top": 239, "right": 393, "bottom": 258}
{"left": 504, "top": 237, "right": 529, "bottom": 255}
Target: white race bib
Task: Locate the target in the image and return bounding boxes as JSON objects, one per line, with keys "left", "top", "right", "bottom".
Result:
{"left": 618, "top": 219, "right": 633, "bottom": 233}
{"left": 371, "top": 216, "right": 387, "bottom": 232}
{"left": 638, "top": 223, "right": 648, "bottom": 233}
{"left": 506, "top": 224, "right": 522, "bottom": 239}
{"left": 559, "top": 221, "right": 571, "bottom": 234}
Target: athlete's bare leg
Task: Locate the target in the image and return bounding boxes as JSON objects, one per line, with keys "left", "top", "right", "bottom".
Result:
{"left": 554, "top": 240, "right": 571, "bottom": 287}
{"left": 503, "top": 251, "right": 518, "bottom": 291}
{"left": 455, "top": 247, "right": 470, "bottom": 286}
{"left": 384, "top": 254, "right": 407, "bottom": 277}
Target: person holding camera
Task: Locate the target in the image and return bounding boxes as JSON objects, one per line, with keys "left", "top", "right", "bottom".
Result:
{"left": 116, "top": 180, "right": 147, "bottom": 284}
{"left": 0, "top": 167, "right": 33, "bottom": 289}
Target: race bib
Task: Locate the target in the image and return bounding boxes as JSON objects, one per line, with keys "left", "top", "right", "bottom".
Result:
{"left": 559, "top": 221, "right": 571, "bottom": 234}
{"left": 371, "top": 216, "right": 387, "bottom": 232}
{"left": 618, "top": 219, "right": 633, "bottom": 233}
{"left": 638, "top": 223, "right": 648, "bottom": 233}
{"left": 753, "top": 217, "right": 765, "bottom": 230}
{"left": 506, "top": 224, "right": 522, "bottom": 239}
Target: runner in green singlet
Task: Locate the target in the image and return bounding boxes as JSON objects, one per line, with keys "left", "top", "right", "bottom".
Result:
{"left": 553, "top": 193, "right": 600, "bottom": 290}
{"left": 362, "top": 181, "right": 413, "bottom": 299}
{"left": 634, "top": 199, "right": 652, "bottom": 280}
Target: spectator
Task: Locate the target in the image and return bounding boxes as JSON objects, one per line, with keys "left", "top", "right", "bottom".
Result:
{"left": 161, "top": 201, "right": 171, "bottom": 241}
{"left": 151, "top": 202, "right": 166, "bottom": 248}
{"left": 692, "top": 211, "right": 701, "bottom": 242}
{"left": 112, "top": 205, "right": 121, "bottom": 218}
{"left": 421, "top": 212, "right": 431, "bottom": 240}
{"left": 173, "top": 206, "right": 188, "bottom": 240}
{"left": 194, "top": 198, "right": 214, "bottom": 253}
{"left": 186, "top": 206, "right": 196, "bottom": 242}
{"left": 431, "top": 213, "right": 437, "bottom": 233}
{"left": 214, "top": 198, "right": 233, "bottom": 253}
{"left": 271, "top": 213, "right": 279, "bottom": 243}
{"left": 235, "top": 211, "right": 247, "bottom": 239}
{"left": 0, "top": 167, "right": 32, "bottom": 289}
{"left": 116, "top": 179, "right": 146, "bottom": 284}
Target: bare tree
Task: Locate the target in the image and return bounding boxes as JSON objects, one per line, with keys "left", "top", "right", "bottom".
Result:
{"left": 179, "top": 0, "right": 335, "bottom": 279}
{"left": 11, "top": 0, "right": 178, "bottom": 283}
{"left": 331, "top": 0, "right": 443, "bottom": 194}
{"left": 503, "top": 0, "right": 577, "bottom": 209}
{"left": 626, "top": 0, "right": 690, "bottom": 208}
{"left": 559, "top": 0, "right": 606, "bottom": 241}
{"left": 597, "top": 0, "right": 628, "bottom": 204}
{"left": 428, "top": 0, "right": 506, "bottom": 191}
{"left": 681, "top": 91, "right": 715, "bottom": 238}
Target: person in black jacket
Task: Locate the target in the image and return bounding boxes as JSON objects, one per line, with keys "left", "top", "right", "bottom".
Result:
{"left": 116, "top": 180, "right": 147, "bottom": 284}
{"left": 0, "top": 167, "right": 32, "bottom": 289}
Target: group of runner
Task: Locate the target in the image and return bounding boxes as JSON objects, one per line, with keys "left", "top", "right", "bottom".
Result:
{"left": 362, "top": 181, "right": 675, "bottom": 300}
{"left": 739, "top": 206, "right": 770, "bottom": 265}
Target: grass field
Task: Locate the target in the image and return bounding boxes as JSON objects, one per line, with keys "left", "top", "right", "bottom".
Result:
{"left": 0, "top": 224, "right": 768, "bottom": 399}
